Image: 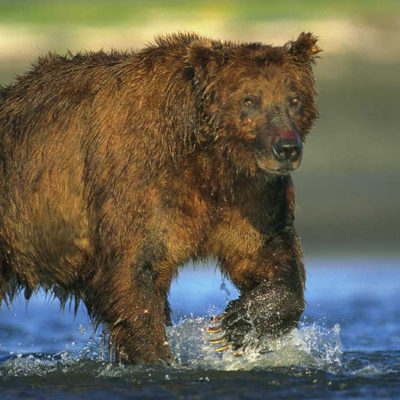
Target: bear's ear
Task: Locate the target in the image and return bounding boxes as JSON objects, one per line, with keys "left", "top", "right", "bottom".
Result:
{"left": 185, "top": 40, "right": 225, "bottom": 81}
{"left": 186, "top": 40, "right": 214, "bottom": 69}
{"left": 288, "top": 32, "right": 322, "bottom": 63}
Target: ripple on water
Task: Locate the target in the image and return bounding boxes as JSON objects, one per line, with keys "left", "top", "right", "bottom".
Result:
{"left": 2, "top": 316, "right": 400, "bottom": 400}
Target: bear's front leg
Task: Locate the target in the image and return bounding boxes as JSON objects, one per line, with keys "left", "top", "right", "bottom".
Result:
{"left": 207, "top": 208, "right": 305, "bottom": 352}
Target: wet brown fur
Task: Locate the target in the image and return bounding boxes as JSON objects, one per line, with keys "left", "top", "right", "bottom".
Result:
{"left": 0, "top": 32, "right": 321, "bottom": 363}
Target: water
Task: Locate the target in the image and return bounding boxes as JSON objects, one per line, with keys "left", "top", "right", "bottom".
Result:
{"left": 1, "top": 257, "right": 399, "bottom": 399}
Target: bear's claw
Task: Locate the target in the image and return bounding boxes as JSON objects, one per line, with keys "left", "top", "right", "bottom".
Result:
{"left": 209, "top": 336, "right": 227, "bottom": 344}
{"left": 211, "top": 314, "right": 226, "bottom": 323}
{"left": 207, "top": 325, "right": 222, "bottom": 333}
{"left": 214, "top": 344, "right": 231, "bottom": 352}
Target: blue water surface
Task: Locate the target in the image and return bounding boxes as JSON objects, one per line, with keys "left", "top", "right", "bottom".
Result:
{"left": 0, "top": 257, "right": 399, "bottom": 399}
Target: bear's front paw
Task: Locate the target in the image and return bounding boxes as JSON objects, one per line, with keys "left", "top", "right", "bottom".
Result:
{"left": 208, "top": 280, "right": 304, "bottom": 354}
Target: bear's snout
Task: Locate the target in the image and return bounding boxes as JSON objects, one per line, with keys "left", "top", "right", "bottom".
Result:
{"left": 272, "top": 131, "right": 302, "bottom": 165}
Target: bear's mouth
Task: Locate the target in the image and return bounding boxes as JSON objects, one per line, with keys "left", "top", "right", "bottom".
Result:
{"left": 257, "top": 162, "right": 299, "bottom": 175}
{"left": 255, "top": 155, "right": 302, "bottom": 175}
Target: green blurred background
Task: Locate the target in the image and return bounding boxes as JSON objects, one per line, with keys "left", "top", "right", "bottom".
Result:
{"left": 0, "top": 0, "right": 398, "bottom": 257}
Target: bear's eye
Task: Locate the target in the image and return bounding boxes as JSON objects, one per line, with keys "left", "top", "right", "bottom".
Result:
{"left": 290, "top": 97, "right": 301, "bottom": 107}
{"left": 242, "top": 97, "right": 257, "bottom": 108}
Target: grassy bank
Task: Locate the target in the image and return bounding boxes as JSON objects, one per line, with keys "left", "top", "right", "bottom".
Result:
{"left": 0, "top": 0, "right": 398, "bottom": 26}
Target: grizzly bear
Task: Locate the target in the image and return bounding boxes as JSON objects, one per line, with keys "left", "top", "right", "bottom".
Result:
{"left": 0, "top": 32, "right": 321, "bottom": 364}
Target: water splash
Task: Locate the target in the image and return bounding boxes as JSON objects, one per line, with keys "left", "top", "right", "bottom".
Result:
{"left": 0, "top": 317, "right": 343, "bottom": 379}
{"left": 167, "top": 317, "right": 343, "bottom": 371}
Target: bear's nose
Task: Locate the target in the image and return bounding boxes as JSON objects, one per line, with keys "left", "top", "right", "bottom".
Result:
{"left": 272, "top": 136, "right": 302, "bottom": 162}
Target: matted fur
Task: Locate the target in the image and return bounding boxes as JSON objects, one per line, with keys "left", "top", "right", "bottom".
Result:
{"left": 0, "top": 32, "right": 321, "bottom": 363}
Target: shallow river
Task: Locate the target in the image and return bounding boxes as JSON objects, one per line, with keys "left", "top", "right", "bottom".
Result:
{"left": 0, "top": 257, "right": 399, "bottom": 399}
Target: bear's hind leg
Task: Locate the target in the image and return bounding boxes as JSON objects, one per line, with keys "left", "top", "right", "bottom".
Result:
{"left": 84, "top": 262, "right": 173, "bottom": 365}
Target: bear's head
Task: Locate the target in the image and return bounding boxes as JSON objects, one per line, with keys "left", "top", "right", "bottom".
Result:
{"left": 186, "top": 32, "right": 321, "bottom": 176}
